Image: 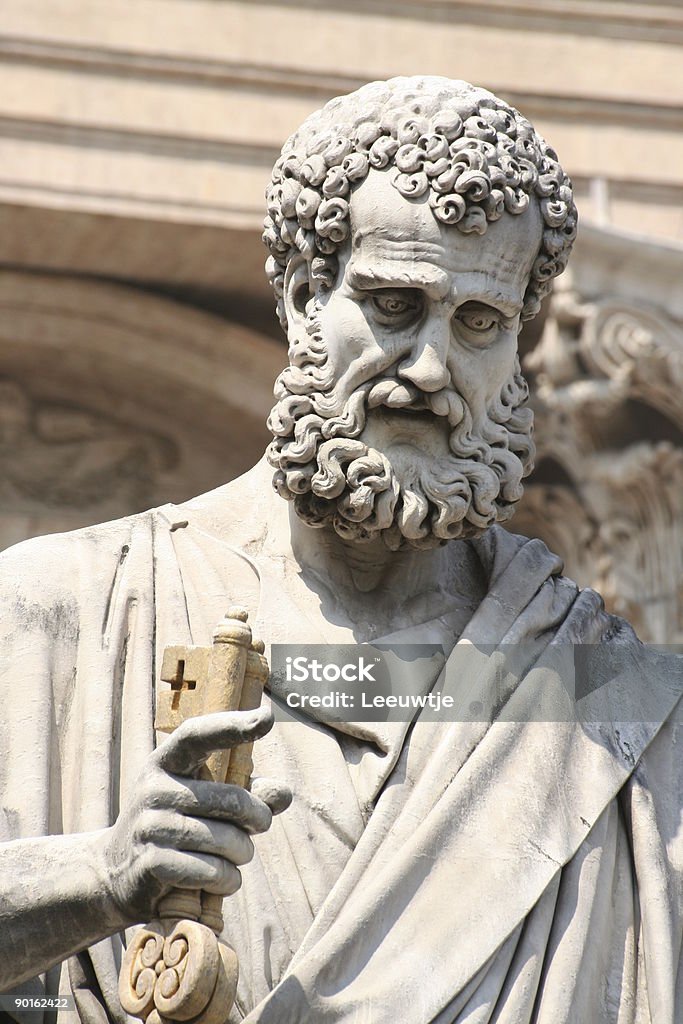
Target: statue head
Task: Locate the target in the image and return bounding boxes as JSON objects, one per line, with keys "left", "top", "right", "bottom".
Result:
{"left": 263, "top": 76, "right": 577, "bottom": 549}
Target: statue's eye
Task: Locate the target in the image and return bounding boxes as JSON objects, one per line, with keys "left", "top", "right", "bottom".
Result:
{"left": 457, "top": 306, "right": 499, "bottom": 333}
{"left": 370, "top": 290, "right": 421, "bottom": 322}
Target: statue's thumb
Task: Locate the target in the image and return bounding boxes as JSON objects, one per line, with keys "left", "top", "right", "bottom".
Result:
{"left": 157, "top": 705, "right": 274, "bottom": 775}
{"left": 250, "top": 777, "right": 293, "bottom": 816}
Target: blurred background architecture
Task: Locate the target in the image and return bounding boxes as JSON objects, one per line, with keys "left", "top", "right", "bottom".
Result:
{"left": 1, "top": 0, "right": 683, "bottom": 641}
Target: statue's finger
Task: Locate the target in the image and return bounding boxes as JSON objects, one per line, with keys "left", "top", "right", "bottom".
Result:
{"left": 148, "top": 847, "right": 242, "bottom": 896}
{"left": 250, "top": 777, "right": 293, "bottom": 816}
{"left": 138, "top": 809, "right": 255, "bottom": 866}
{"left": 162, "top": 775, "right": 274, "bottom": 834}
{"left": 157, "top": 705, "right": 274, "bottom": 776}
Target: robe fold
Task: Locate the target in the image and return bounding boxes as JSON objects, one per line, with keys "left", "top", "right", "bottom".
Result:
{"left": 1, "top": 472, "right": 681, "bottom": 1023}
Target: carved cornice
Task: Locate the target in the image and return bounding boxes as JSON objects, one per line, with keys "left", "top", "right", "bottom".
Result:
{"left": 2, "top": 5, "right": 682, "bottom": 237}
{"left": 1, "top": 35, "right": 682, "bottom": 134}
{"left": 0, "top": 112, "right": 275, "bottom": 222}
{"left": 0, "top": 37, "right": 355, "bottom": 98}
{"left": 238, "top": 0, "right": 683, "bottom": 45}
{"left": 2, "top": 37, "right": 682, "bottom": 232}
{"left": 0, "top": 113, "right": 278, "bottom": 165}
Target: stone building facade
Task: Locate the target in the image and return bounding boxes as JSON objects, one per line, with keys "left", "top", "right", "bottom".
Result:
{"left": 1, "top": 0, "right": 682, "bottom": 640}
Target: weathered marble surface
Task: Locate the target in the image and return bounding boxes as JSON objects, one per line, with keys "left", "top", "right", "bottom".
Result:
{"left": 0, "top": 77, "right": 682, "bottom": 1023}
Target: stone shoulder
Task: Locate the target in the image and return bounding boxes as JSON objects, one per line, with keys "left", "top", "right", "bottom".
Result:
{"left": 0, "top": 510, "right": 155, "bottom": 614}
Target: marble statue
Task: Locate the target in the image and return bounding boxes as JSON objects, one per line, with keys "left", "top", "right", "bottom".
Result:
{"left": 0, "top": 77, "right": 681, "bottom": 1024}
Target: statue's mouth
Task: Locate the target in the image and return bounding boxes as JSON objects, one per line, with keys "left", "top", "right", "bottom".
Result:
{"left": 367, "top": 379, "right": 421, "bottom": 410}
{"left": 366, "top": 378, "right": 455, "bottom": 420}
{"left": 362, "top": 380, "right": 453, "bottom": 449}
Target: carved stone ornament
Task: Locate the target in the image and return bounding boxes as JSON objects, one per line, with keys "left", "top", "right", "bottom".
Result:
{"left": 521, "top": 286, "right": 683, "bottom": 642}
{"left": 120, "top": 896, "right": 238, "bottom": 1024}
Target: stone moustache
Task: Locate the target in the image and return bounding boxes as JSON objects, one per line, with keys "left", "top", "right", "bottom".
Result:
{"left": 0, "top": 76, "right": 681, "bottom": 1024}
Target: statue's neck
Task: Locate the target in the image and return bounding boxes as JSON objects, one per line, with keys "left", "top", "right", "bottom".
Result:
{"left": 257, "top": 486, "right": 486, "bottom": 642}
{"left": 286, "top": 504, "right": 445, "bottom": 596}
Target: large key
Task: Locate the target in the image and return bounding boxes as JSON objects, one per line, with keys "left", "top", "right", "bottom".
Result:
{"left": 119, "top": 608, "right": 268, "bottom": 1024}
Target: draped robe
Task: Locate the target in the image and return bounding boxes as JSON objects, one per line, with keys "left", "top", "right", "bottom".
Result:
{"left": 1, "top": 464, "right": 682, "bottom": 1023}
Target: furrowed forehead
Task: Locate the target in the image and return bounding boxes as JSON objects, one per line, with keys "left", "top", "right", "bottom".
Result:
{"left": 345, "top": 169, "right": 543, "bottom": 305}
{"left": 349, "top": 171, "right": 442, "bottom": 247}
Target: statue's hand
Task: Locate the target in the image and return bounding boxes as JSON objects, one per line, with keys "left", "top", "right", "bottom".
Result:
{"left": 96, "top": 705, "right": 291, "bottom": 923}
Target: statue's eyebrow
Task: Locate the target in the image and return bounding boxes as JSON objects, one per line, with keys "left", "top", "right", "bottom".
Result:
{"left": 346, "top": 265, "right": 522, "bottom": 316}
{"left": 346, "top": 263, "right": 450, "bottom": 299}
{"left": 455, "top": 292, "right": 522, "bottom": 319}
{"left": 452, "top": 277, "right": 523, "bottom": 318}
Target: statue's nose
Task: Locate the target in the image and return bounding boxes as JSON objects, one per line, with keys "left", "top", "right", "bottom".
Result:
{"left": 397, "top": 320, "right": 451, "bottom": 392}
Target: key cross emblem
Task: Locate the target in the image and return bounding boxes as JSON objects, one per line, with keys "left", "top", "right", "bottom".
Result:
{"left": 156, "top": 645, "right": 209, "bottom": 730}
{"left": 169, "top": 657, "right": 197, "bottom": 710}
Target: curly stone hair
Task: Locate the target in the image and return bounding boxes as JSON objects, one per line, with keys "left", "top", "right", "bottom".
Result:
{"left": 263, "top": 76, "right": 577, "bottom": 329}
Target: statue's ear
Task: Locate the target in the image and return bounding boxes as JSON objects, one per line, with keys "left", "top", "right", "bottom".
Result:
{"left": 283, "top": 255, "right": 313, "bottom": 332}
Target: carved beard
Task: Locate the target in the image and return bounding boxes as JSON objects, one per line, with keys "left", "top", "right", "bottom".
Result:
{"left": 267, "top": 301, "right": 535, "bottom": 550}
